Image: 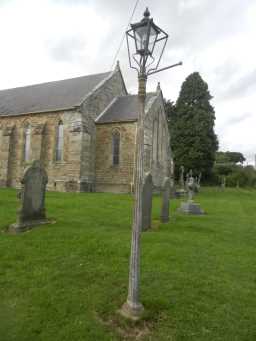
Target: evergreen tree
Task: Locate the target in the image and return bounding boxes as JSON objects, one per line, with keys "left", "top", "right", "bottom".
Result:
{"left": 169, "top": 72, "right": 218, "bottom": 178}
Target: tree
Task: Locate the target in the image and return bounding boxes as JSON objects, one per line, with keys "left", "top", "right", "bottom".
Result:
{"left": 225, "top": 151, "right": 246, "bottom": 164}
{"left": 169, "top": 72, "right": 218, "bottom": 179}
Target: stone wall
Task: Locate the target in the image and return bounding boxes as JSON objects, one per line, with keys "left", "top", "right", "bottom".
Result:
{"left": 79, "top": 67, "right": 128, "bottom": 190}
{"left": 0, "top": 110, "right": 86, "bottom": 191}
{"left": 95, "top": 91, "right": 171, "bottom": 193}
{"left": 95, "top": 122, "right": 136, "bottom": 193}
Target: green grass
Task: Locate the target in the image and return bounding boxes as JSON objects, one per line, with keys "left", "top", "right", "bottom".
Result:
{"left": 0, "top": 188, "right": 256, "bottom": 340}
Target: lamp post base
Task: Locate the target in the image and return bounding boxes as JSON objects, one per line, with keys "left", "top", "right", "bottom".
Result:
{"left": 119, "top": 300, "right": 144, "bottom": 320}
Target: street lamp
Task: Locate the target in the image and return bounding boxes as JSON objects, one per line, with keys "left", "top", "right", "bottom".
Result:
{"left": 120, "top": 8, "right": 182, "bottom": 320}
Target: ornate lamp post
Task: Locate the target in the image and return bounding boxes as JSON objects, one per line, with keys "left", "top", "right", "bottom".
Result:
{"left": 120, "top": 8, "right": 182, "bottom": 320}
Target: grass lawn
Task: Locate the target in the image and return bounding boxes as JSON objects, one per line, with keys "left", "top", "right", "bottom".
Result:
{"left": 0, "top": 187, "right": 256, "bottom": 341}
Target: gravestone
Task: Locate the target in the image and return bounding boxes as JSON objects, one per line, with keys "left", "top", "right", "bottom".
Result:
{"left": 141, "top": 172, "right": 153, "bottom": 231}
{"left": 9, "top": 160, "right": 49, "bottom": 233}
{"left": 195, "top": 172, "right": 202, "bottom": 193}
{"left": 170, "top": 176, "right": 176, "bottom": 198}
{"left": 179, "top": 165, "right": 185, "bottom": 190}
{"left": 161, "top": 177, "right": 170, "bottom": 223}
{"left": 175, "top": 165, "right": 186, "bottom": 197}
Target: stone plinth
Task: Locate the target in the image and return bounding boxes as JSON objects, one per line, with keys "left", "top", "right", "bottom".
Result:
{"left": 179, "top": 201, "right": 204, "bottom": 215}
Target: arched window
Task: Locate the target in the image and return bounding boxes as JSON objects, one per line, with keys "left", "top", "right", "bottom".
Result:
{"left": 56, "top": 121, "right": 64, "bottom": 161}
{"left": 24, "top": 124, "right": 31, "bottom": 162}
{"left": 152, "top": 119, "right": 158, "bottom": 162}
{"left": 112, "top": 130, "right": 120, "bottom": 166}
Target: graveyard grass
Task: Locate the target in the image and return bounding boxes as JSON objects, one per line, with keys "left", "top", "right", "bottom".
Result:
{"left": 0, "top": 188, "right": 256, "bottom": 341}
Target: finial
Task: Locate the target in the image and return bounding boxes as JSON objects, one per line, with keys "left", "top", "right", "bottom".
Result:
{"left": 115, "top": 60, "right": 120, "bottom": 70}
{"left": 144, "top": 7, "right": 150, "bottom": 18}
{"left": 156, "top": 82, "right": 161, "bottom": 92}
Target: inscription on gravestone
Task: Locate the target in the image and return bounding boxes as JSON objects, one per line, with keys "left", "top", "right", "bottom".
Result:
{"left": 141, "top": 172, "right": 153, "bottom": 231}
{"left": 9, "top": 160, "right": 50, "bottom": 233}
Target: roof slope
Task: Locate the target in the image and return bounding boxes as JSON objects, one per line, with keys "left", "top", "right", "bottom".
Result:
{"left": 96, "top": 94, "right": 156, "bottom": 124}
{"left": 0, "top": 71, "right": 111, "bottom": 116}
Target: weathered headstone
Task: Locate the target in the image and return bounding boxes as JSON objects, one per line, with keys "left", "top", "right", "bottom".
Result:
{"left": 141, "top": 172, "right": 153, "bottom": 231}
{"left": 175, "top": 165, "right": 186, "bottom": 198}
{"left": 195, "top": 172, "right": 202, "bottom": 193}
{"left": 161, "top": 177, "right": 170, "bottom": 223}
{"left": 9, "top": 160, "right": 49, "bottom": 233}
{"left": 169, "top": 176, "right": 176, "bottom": 198}
{"left": 187, "top": 172, "right": 195, "bottom": 201}
{"left": 179, "top": 165, "right": 185, "bottom": 190}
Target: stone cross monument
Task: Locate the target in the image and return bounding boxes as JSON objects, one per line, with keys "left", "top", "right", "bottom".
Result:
{"left": 178, "top": 169, "right": 204, "bottom": 215}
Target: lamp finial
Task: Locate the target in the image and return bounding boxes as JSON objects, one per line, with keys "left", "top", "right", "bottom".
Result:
{"left": 144, "top": 7, "right": 150, "bottom": 18}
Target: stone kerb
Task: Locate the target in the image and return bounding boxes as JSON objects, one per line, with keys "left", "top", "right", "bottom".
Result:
{"left": 141, "top": 172, "right": 153, "bottom": 231}
{"left": 9, "top": 160, "right": 51, "bottom": 233}
{"left": 161, "top": 177, "right": 171, "bottom": 223}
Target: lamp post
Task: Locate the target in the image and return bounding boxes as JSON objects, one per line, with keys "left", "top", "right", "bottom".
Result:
{"left": 120, "top": 8, "right": 182, "bottom": 320}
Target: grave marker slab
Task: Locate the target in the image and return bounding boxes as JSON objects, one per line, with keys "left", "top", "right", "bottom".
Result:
{"left": 9, "top": 160, "right": 50, "bottom": 233}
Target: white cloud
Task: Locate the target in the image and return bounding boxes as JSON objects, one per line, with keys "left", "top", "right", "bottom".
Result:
{"left": 0, "top": 0, "right": 255, "bottom": 162}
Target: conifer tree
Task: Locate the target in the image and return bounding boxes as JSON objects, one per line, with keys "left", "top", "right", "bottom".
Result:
{"left": 168, "top": 72, "right": 218, "bottom": 178}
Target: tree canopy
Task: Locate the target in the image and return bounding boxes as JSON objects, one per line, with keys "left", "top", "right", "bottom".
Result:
{"left": 166, "top": 72, "right": 218, "bottom": 179}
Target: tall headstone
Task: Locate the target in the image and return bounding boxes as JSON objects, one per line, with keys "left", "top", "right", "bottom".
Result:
{"left": 161, "top": 177, "right": 170, "bottom": 223}
{"left": 179, "top": 165, "right": 185, "bottom": 190}
{"left": 195, "top": 172, "right": 202, "bottom": 193}
{"left": 175, "top": 165, "right": 186, "bottom": 197}
{"left": 141, "top": 172, "right": 153, "bottom": 231}
{"left": 187, "top": 172, "right": 195, "bottom": 201}
{"left": 9, "top": 160, "right": 49, "bottom": 233}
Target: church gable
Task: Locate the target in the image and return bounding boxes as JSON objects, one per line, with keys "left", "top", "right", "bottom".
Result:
{"left": 95, "top": 88, "right": 171, "bottom": 192}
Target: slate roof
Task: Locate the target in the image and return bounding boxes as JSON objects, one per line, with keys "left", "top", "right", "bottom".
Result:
{"left": 96, "top": 94, "right": 156, "bottom": 124}
{"left": 0, "top": 71, "right": 111, "bottom": 116}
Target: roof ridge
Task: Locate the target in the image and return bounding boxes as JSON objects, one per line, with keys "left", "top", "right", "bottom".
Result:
{"left": 0, "top": 71, "right": 111, "bottom": 93}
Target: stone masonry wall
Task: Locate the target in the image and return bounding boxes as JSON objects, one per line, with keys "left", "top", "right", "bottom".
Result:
{"left": 95, "top": 122, "right": 136, "bottom": 193}
{"left": 0, "top": 109, "right": 87, "bottom": 191}
{"left": 79, "top": 67, "right": 128, "bottom": 189}
{"left": 95, "top": 91, "right": 171, "bottom": 193}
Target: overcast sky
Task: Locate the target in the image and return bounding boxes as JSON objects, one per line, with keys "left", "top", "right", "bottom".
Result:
{"left": 0, "top": 0, "right": 255, "bottom": 163}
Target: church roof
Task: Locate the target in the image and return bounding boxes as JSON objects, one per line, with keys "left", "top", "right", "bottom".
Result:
{"left": 0, "top": 71, "right": 112, "bottom": 116}
{"left": 96, "top": 94, "right": 157, "bottom": 124}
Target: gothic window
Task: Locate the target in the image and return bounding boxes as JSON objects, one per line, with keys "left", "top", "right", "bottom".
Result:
{"left": 112, "top": 130, "right": 120, "bottom": 166}
{"left": 56, "top": 121, "right": 64, "bottom": 161}
{"left": 24, "top": 124, "right": 31, "bottom": 162}
{"left": 157, "top": 116, "right": 162, "bottom": 162}
{"left": 152, "top": 119, "right": 158, "bottom": 162}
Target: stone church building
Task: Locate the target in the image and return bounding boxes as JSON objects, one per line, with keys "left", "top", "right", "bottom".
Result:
{"left": 0, "top": 63, "right": 172, "bottom": 193}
